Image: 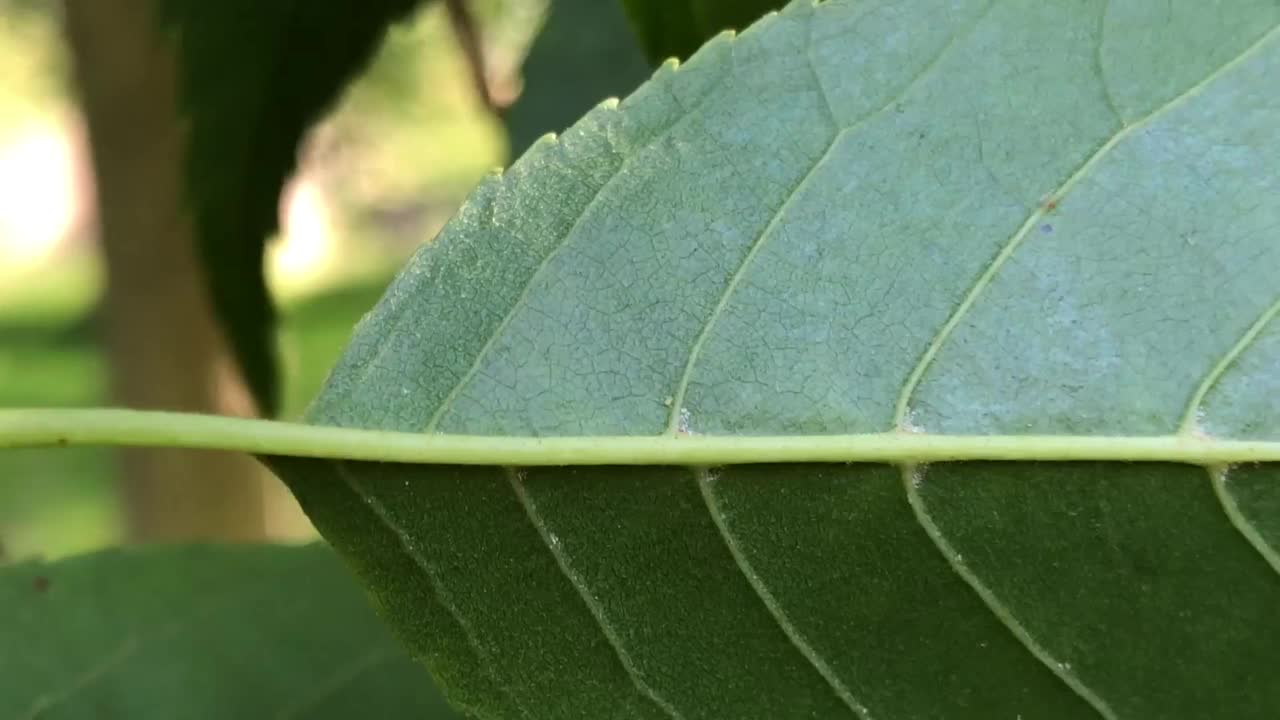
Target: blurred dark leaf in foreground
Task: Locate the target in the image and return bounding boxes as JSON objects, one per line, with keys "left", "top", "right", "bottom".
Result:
{"left": 159, "top": 0, "right": 428, "bottom": 415}
{"left": 620, "top": 0, "right": 786, "bottom": 64}
{"left": 504, "top": 0, "right": 652, "bottom": 158}
{"left": 0, "top": 543, "right": 463, "bottom": 718}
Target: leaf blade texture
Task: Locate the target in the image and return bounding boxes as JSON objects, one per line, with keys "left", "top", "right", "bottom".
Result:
{"left": 274, "top": 2, "right": 1280, "bottom": 717}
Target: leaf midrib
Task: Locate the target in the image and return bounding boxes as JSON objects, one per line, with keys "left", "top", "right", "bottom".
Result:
{"left": 4, "top": 408, "right": 1279, "bottom": 465}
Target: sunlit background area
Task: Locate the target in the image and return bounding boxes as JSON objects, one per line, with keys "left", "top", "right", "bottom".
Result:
{"left": 0, "top": 0, "right": 551, "bottom": 560}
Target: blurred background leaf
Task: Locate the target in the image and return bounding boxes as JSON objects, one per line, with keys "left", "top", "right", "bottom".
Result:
{"left": 503, "top": 0, "right": 650, "bottom": 157}
{"left": 159, "top": 0, "right": 430, "bottom": 417}
{"left": 620, "top": 0, "right": 787, "bottom": 63}
{"left": 0, "top": 543, "right": 463, "bottom": 718}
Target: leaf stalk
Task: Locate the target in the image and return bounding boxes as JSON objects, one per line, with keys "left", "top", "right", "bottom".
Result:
{"left": 1, "top": 408, "right": 1277, "bottom": 466}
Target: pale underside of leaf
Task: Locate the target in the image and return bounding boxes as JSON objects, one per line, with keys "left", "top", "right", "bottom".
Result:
{"left": 277, "top": 1, "right": 1280, "bottom": 718}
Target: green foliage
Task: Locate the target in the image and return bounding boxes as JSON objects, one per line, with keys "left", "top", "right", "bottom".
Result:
{"left": 620, "top": 0, "right": 786, "bottom": 62}
{"left": 270, "top": 1, "right": 1280, "bottom": 717}
{"left": 503, "top": 0, "right": 651, "bottom": 157}
{"left": 158, "top": 0, "right": 428, "bottom": 415}
{"left": 0, "top": 544, "right": 460, "bottom": 718}
{"left": 0, "top": 0, "right": 68, "bottom": 124}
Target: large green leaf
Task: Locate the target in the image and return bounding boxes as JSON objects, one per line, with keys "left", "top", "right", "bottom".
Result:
{"left": 620, "top": 0, "right": 786, "bottom": 62}
{"left": 273, "top": 1, "right": 1280, "bottom": 717}
{"left": 0, "top": 544, "right": 461, "bottom": 719}
{"left": 503, "top": 0, "right": 652, "bottom": 157}
{"left": 159, "top": 0, "right": 426, "bottom": 415}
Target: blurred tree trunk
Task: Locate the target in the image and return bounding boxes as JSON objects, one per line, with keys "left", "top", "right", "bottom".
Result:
{"left": 63, "top": 0, "right": 271, "bottom": 541}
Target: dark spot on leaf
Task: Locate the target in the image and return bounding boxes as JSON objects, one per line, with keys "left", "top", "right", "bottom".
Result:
{"left": 1040, "top": 223, "right": 1053, "bottom": 234}
{"left": 33, "top": 576, "right": 50, "bottom": 593}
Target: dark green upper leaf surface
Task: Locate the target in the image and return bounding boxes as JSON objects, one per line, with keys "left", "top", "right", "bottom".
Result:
{"left": 0, "top": 544, "right": 461, "bottom": 719}
{"left": 503, "top": 0, "right": 652, "bottom": 157}
{"left": 620, "top": 0, "right": 788, "bottom": 63}
{"left": 276, "top": 1, "right": 1280, "bottom": 718}
{"left": 159, "top": 0, "right": 425, "bottom": 415}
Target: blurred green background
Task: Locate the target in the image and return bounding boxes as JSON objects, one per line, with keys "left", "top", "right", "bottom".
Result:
{"left": 0, "top": 0, "right": 543, "bottom": 560}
